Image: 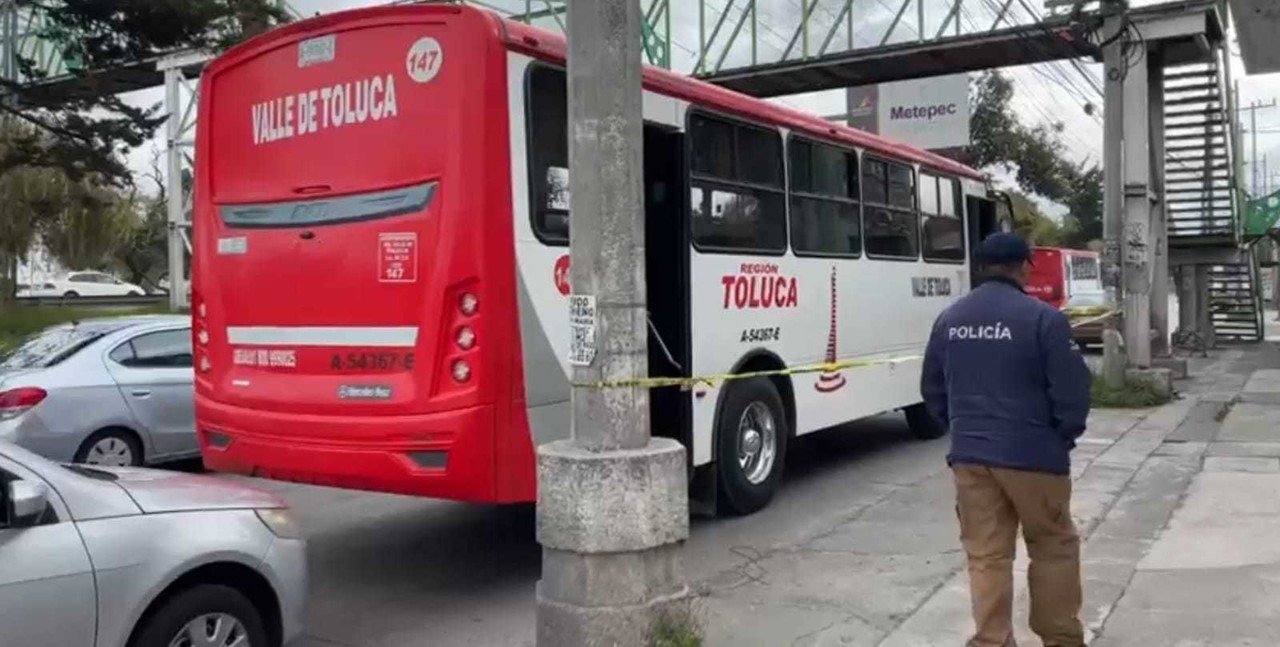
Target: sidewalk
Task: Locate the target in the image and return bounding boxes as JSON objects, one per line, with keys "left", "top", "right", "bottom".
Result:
{"left": 695, "top": 329, "right": 1280, "bottom": 645}
{"left": 1091, "top": 319, "right": 1280, "bottom": 646}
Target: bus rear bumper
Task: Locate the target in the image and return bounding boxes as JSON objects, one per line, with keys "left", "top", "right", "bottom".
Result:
{"left": 195, "top": 397, "right": 533, "bottom": 503}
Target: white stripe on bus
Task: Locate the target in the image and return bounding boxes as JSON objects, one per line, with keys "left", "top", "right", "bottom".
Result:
{"left": 226, "top": 326, "right": 419, "bottom": 347}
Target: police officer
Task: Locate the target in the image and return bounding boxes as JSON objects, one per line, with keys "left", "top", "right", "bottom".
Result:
{"left": 922, "top": 232, "right": 1092, "bottom": 647}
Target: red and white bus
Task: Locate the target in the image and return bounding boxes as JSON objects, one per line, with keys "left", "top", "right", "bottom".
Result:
{"left": 1026, "top": 247, "right": 1104, "bottom": 310}
{"left": 192, "top": 4, "right": 1004, "bottom": 514}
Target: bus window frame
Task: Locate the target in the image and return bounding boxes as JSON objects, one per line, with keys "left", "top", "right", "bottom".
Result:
{"left": 919, "top": 171, "right": 966, "bottom": 265}
{"left": 524, "top": 62, "right": 571, "bottom": 247}
{"left": 860, "top": 152, "right": 920, "bottom": 262}
{"left": 786, "top": 134, "right": 862, "bottom": 259}
{"left": 685, "top": 108, "right": 788, "bottom": 257}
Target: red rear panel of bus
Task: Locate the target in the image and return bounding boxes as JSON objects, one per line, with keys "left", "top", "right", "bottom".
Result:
{"left": 192, "top": 6, "right": 535, "bottom": 502}
{"left": 1027, "top": 248, "right": 1066, "bottom": 308}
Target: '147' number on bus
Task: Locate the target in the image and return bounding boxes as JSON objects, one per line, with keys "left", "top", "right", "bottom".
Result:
{"left": 406, "top": 37, "right": 443, "bottom": 84}
{"left": 410, "top": 51, "right": 437, "bottom": 74}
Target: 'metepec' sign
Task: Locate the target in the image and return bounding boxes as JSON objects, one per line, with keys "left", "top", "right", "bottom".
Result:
{"left": 845, "top": 73, "right": 970, "bottom": 151}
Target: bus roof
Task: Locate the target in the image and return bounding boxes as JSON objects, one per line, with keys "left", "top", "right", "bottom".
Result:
{"left": 208, "top": 3, "right": 984, "bottom": 183}
{"left": 500, "top": 18, "right": 984, "bottom": 182}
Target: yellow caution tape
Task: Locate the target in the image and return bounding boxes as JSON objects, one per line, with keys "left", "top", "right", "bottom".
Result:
{"left": 571, "top": 355, "right": 923, "bottom": 390}
{"left": 1063, "top": 306, "right": 1120, "bottom": 330}
{"left": 574, "top": 307, "right": 1123, "bottom": 391}
{"left": 1063, "top": 305, "right": 1114, "bottom": 317}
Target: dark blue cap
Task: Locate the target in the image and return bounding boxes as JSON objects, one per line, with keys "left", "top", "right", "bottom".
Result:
{"left": 978, "top": 232, "right": 1033, "bottom": 265}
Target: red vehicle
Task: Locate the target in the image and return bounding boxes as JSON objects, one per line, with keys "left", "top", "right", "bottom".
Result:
{"left": 1026, "top": 247, "right": 1103, "bottom": 310}
{"left": 192, "top": 4, "right": 1001, "bottom": 511}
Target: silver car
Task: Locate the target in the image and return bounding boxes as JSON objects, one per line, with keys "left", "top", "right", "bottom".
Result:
{"left": 0, "top": 440, "right": 306, "bottom": 647}
{"left": 0, "top": 315, "right": 196, "bottom": 467}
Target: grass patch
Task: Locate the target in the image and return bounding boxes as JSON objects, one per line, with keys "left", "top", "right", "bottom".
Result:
{"left": 1091, "top": 374, "right": 1172, "bottom": 409}
{"left": 0, "top": 304, "right": 174, "bottom": 352}
{"left": 650, "top": 606, "right": 704, "bottom": 647}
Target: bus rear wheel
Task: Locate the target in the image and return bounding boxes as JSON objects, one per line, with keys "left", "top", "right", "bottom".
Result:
{"left": 715, "top": 377, "right": 788, "bottom": 516}
{"left": 904, "top": 403, "right": 947, "bottom": 440}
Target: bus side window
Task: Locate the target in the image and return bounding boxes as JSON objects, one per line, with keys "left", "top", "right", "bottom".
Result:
{"left": 527, "top": 65, "right": 570, "bottom": 245}
{"left": 688, "top": 112, "right": 786, "bottom": 254}
{"left": 921, "top": 174, "right": 965, "bottom": 262}
{"left": 789, "top": 136, "right": 860, "bottom": 257}
{"left": 862, "top": 158, "right": 919, "bottom": 259}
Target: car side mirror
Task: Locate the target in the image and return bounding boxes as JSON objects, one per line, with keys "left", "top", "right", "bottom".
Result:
{"left": 5, "top": 480, "right": 50, "bottom": 528}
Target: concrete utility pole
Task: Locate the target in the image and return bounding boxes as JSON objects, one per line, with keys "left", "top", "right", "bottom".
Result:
{"left": 535, "top": 1, "right": 690, "bottom": 645}
{"left": 1118, "top": 22, "right": 1157, "bottom": 369}
{"left": 1239, "top": 98, "right": 1276, "bottom": 197}
{"left": 1149, "top": 55, "right": 1170, "bottom": 359}
{"left": 1100, "top": 0, "right": 1128, "bottom": 383}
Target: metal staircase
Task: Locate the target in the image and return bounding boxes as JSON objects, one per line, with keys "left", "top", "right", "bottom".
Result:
{"left": 1163, "top": 56, "right": 1263, "bottom": 343}
{"left": 1163, "top": 60, "right": 1236, "bottom": 243}
{"left": 1208, "top": 264, "right": 1264, "bottom": 342}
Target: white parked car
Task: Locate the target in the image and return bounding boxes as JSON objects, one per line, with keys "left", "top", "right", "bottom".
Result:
{"left": 19, "top": 272, "right": 146, "bottom": 299}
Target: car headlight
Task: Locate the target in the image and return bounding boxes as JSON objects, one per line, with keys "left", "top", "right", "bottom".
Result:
{"left": 254, "top": 508, "right": 303, "bottom": 539}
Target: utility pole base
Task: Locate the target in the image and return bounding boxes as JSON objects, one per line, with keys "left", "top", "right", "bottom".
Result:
{"left": 1103, "top": 329, "right": 1128, "bottom": 385}
{"left": 1127, "top": 367, "right": 1174, "bottom": 398}
{"left": 536, "top": 438, "right": 691, "bottom": 646}
{"left": 1152, "top": 356, "right": 1189, "bottom": 380}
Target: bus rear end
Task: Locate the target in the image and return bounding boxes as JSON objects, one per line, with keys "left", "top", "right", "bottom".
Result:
{"left": 192, "top": 6, "right": 535, "bottom": 502}
{"left": 1027, "top": 248, "right": 1066, "bottom": 308}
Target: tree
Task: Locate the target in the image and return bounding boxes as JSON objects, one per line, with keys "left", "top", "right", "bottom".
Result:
{"left": 961, "top": 70, "right": 1103, "bottom": 249}
{"left": 38, "top": 179, "right": 137, "bottom": 272}
{"left": 1007, "top": 191, "right": 1073, "bottom": 248}
{"left": 114, "top": 150, "right": 173, "bottom": 291}
{"left": 1063, "top": 165, "right": 1103, "bottom": 247}
{"left": 4, "top": 0, "right": 292, "bottom": 187}
{"left": 0, "top": 122, "right": 71, "bottom": 303}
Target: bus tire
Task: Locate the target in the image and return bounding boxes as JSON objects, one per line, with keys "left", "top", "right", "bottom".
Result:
{"left": 904, "top": 403, "right": 947, "bottom": 440}
{"left": 715, "top": 377, "right": 788, "bottom": 516}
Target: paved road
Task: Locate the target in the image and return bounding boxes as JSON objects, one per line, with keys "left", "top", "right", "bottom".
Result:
{"left": 182, "top": 296, "right": 1191, "bottom": 647}
{"left": 212, "top": 415, "right": 945, "bottom": 647}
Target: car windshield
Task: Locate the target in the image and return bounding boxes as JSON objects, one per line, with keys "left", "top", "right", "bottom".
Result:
{"left": 0, "top": 324, "right": 104, "bottom": 370}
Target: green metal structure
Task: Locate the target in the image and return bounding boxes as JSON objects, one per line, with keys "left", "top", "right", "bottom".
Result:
{"left": 447, "top": 0, "right": 672, "bottom": 68}
{"left": 3, "top": 0, "right": 1112, "bottom": 83}
{"left": 1244, "top": 190, "right": 1280, "bottom": 239}
{"left": 0, "top": 0, "right": 71, "bottom": 84}
{"left": 442, "top": 0, "right": 1095, "bottom": 78}
{"left": 0, "top": 0, "right": 303, "bottom": 85}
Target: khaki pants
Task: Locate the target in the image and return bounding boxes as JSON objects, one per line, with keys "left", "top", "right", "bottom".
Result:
{"left": 953, "top": 464, "right": 1085, "bottom": 647}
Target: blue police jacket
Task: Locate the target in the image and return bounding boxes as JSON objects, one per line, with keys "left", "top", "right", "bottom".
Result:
{"left": 921, "top": 277, "right": 1092, "bottom": 474}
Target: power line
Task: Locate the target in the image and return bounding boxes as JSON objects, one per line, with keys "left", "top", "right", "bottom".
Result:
{"left": 958, "top": 2, "right": 1100, "bottom": 157}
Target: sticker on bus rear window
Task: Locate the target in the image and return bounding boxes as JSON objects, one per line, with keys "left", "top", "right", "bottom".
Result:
{"left": 406, "top": 37, "right": 443, "bottom": 84}
{"left": 378, "top": 232, "right": 418, "bottom": 283}
{"left": 298, "top": 35, "right": 336, "bottom": 68}
{"left": 217, "top": 236, "right": 248, "bottom": 255}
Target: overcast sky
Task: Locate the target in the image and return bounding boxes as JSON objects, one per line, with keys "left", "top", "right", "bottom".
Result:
{"left": 117, "top": 0, "right": 1280, "bottom": 205}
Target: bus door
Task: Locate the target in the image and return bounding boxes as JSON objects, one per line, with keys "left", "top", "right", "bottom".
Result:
{"left": 643, "top": 123, "right": 692, "bottom": 452}
{"left": 966, "top": 195, "right": 1001, "bottom": 286}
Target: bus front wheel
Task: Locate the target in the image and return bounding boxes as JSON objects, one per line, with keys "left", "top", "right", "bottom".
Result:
{"left": 904, "top": 403, "right": 947, "bottom": 440}
{"left": 715, "top": 377, "right": 788, "bottom": 516}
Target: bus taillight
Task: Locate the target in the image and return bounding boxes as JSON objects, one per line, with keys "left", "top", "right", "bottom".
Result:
{"left": 193, "top": 290, "right": 212, "bottom": 374}
{"left": 451, "top": 360, "right": 472, "bottom": 383}
{"left": 456, "top": 326, "right": 476, "bottom": 350}
{"left": 441, "top": 286, "right": 480, "bottom": 388}
{"left": 459, "top": 292, "right": 479, "bottom": 316}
